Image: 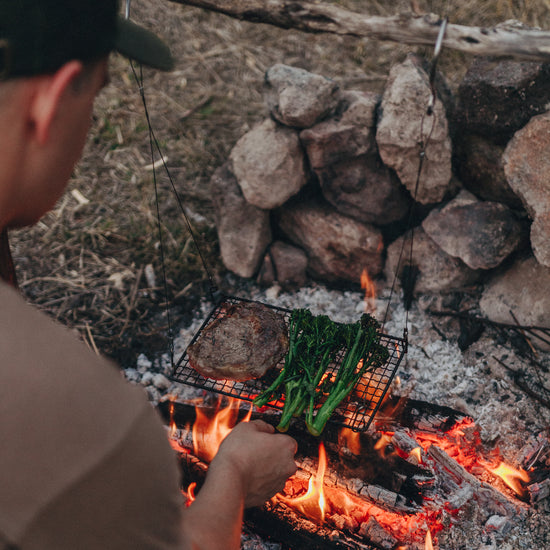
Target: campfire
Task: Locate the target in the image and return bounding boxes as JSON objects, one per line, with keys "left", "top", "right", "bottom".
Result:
{"left": 158, "top": 382, "right": 547, "bottom": 550}
{"left": 128, "top": 259, "right": 549, "bottom": 550}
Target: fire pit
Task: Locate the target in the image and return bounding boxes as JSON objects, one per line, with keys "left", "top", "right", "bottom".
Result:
{"left": 133, "top": 283, "right": 550, "bottom": 550}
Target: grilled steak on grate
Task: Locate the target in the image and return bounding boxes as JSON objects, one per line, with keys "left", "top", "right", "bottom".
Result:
{"left": 187, "top": 302, "right": 289, "bottom": 381}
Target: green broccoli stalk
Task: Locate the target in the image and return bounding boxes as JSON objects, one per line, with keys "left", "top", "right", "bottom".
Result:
{"left": 275, "top": 313, "right": 341, "bottom": 432}
{"left": 253, "top": 308, "right": 312, "bottom": 409}
{"left": 254, "top": 308, "right": 390, "bottom": 437}
{"left": 305, "top": 314, "right": 389, "bottom": 437}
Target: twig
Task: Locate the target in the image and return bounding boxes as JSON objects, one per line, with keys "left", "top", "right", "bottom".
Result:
{"left": 118, "top": 265, "right": 145, "bottom": 339}
{"left": 85, "top": 322, "right": 100, "bottom": 356}
{"left": 492, "top": 356, "right": 550, "bottom": 410}
{"left": 509, "top": 309, "right": 538, "bottom": 358}
{"left": 428, "top": 310, "right": 550, "bottom": 347}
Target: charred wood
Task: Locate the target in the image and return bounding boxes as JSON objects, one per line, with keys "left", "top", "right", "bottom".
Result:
{"left": 528, "top": 479, "right": 550, "bottom": 504}
{"left": 246, "top": 502, "right": 379, "bottom": 550}
{"left": 374, "top": 395, "right": 469, "bottom": 433}
{"left": 428, "top": 445, "right": 528, "bottom": 517}
{"left": 174, "top": 448, "right": 381, "bottom": 549}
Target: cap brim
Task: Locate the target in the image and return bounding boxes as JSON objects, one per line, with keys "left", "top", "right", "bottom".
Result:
{"left": 115, "top": 17, "right": 174, "bottom": 71}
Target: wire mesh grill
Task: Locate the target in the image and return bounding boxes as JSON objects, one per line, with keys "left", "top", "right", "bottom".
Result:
{"left": 170, "top": 296, "right": 407, "bottom": 432}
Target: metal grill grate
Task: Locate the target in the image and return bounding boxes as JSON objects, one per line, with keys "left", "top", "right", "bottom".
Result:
{"left": 170, "top": 296, "right": 407, "bottom": 432}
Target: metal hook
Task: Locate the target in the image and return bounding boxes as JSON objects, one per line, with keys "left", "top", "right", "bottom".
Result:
{"left": 125, "top": 0, "right": 132, "bottom": 19}
{"left": 432, "top": 17, "right": 448, "bottom": 65}
{"left": 427, "top": 17, "right": 448, "bottom": 114}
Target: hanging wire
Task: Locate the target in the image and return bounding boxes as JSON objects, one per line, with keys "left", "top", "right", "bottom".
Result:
{"left": 127, "top": 55, "right": 219, "bottom": 367}
{"left": 129, "top": 61, "right": 176, "bottom": 365}
{"left": 382, "top": 17, "right": 448, "bottom": 341}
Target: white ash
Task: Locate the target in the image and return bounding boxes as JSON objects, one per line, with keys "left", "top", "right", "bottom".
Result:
{"left": 127, "top": 282, "right": 550, "bottom": 550}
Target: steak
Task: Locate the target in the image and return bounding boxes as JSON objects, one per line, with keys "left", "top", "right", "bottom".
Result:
{"left": 187, "top": 301, "right": 289, "bottom": 381}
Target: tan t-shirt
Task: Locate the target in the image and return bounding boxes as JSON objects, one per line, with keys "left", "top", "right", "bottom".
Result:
{"left": 0, "top": 281, "right": 183, "bottom": 549}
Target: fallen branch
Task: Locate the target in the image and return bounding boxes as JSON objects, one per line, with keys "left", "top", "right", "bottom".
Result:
{"left": 492, "top": 356, "right": 550, "bottom": 410}
{"left": 169, "top": 0, "right": 550, "bottom": 61}
{"left": 428, "top": 309, "right": 550, "bottom": 348}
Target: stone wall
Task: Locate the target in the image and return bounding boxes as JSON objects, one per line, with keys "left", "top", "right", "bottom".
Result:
{"left": 210, "top": 56, "right": 550, "bottom": 344}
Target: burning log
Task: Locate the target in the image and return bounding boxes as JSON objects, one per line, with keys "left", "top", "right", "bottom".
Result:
{"left": 173, "top": 446, "right": 381, "bottom": 549}
{"left": 246, "top": 501, "right": 379, "bottom": 550}
{"left": 159, "top": 393, "right": 548, "bottom": 548}
{"left": 428, "top": 445, "right": 527, "bottom": 517}
{"left": 297, "top": 458, "right": 421, "bottom": 514}
{"left": 373, "top": 395, "right": 469, "bottom": 433}
{"left": 160, "top": 397, "right": 436, "bottom": 507}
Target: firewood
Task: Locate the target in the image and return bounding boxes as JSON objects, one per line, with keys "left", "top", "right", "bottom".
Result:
{"left": 528, "top": 479, "right": 550, "bottom": 504}
{"left": 428, "top": 445, "right": 527, "bottom": 518}
{"left": 174, "top": 447, "right": 380, "bottom": 549}
{"left": 169, "top": 0, "right": 550, "bottom": 62}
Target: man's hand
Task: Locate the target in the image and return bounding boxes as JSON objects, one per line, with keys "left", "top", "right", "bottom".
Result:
{"left": 210, "top": 419, "right": 298, "bottom": 507}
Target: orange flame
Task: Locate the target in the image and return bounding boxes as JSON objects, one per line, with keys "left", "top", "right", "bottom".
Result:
{"left": 361, "top": 268, "right": 377, "bottom": 314}
{"left": 487, "top": 461, "right": 530, "bottom": 498}
{"left": 425, "top": 528, "right": 434, "bottom": 550}
{"left": 281, "top": 442, "right": 328, "bottom": 523}
{"left": 193, "top": 397, "right": 251, "bottom": 462}
{"left": 169, "top": 401, "right": 177, "bottom": 439}
{"left": 185, "top": 482, "right": 197, "bottom": 507}
{"left": 374, "top": 432, "right": 394, "bottom": 457}
{"left": 339, "top": 428, "right": 362, "bottom": 455}
{"left": 409, "top": 447, "right": 422, "bottom": 465}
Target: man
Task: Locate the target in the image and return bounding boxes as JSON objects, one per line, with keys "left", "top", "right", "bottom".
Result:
{"left": 0, "top": 2, "right": 298, "bottom": 549}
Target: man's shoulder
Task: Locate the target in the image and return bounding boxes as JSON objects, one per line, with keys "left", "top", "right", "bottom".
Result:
{"left": 0, "top": 281, "right": 179, "bottom": 545}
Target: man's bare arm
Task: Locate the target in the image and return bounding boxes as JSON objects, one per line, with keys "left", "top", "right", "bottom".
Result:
{"left": 180, "top": 420, "right": 297, "bottom": 549}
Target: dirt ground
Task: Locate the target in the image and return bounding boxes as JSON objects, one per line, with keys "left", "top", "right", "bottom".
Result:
{"left": 9, "top": 0, "right": 550, "bottom": 367}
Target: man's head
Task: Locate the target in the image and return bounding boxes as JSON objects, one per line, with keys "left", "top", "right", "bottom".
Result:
{"left": 0, "top": 0, "right": 174, "bottom": 79}
{"left": 0, "top": 0, "right": 173, "bottom": 230}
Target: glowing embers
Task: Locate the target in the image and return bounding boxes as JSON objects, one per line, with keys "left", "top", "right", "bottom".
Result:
{"left": 164, "top": 395, "right": 535, "bottom": 549}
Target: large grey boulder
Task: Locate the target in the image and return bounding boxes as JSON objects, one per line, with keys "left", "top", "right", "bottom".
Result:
{"left": 257, "top": 241, "right": 308, "bottom": 290}
{"left": 503, "top": 111, "right": 550, "bottom": 267}
{"left": 480, "top": 255, "right": 550, "bottom": 350}
{"left": 454, "top": 134, "right": 523, "bottom": 209}
{"left": 422, "top": 192, "right": 525, "bottom": 270}
{"left": 376, "top": 55, "right": 453, "bottom": 205}
{"left": 315, "top": 155, "right": 410, "bottom": 225}
{"left": 229, "top": 118, "right": 307, "bottom": 210}
{"left": 299, "top": 90, "right": 379, "bottom": 168}
{"left": 276, "top": 199, "right": 383, "bottom": 284}
{"left": 210, "top": 163, "right": 271, "bottom": 278}
{"left": 264, "top": 64, "right": 341, "bottom": 128}
{"left": 385, "top": 227, "right": 481, "bottom": 295}
{"left": 456, "top": 57, "right": 550, "bottom": 144}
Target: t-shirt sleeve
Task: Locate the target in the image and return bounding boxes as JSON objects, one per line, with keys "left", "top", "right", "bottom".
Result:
{"left": 0, "top": 282, "right": 184, "bottom": 549}
{"left": 20, "top": 405, "right": 184, "bottom": 550}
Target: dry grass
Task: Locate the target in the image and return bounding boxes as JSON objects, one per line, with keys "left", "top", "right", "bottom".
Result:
{"left": 9, "top": 0, "right": 550, "bottom": 367}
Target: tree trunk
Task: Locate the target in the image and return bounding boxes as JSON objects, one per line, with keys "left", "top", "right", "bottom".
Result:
{"left": 169, "top": 0, "right": 550, "bottom": 62}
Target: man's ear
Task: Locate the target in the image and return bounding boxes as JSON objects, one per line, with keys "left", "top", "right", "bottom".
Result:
{"left": 29, "top": 60, "right": 84, "bottom": 145}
